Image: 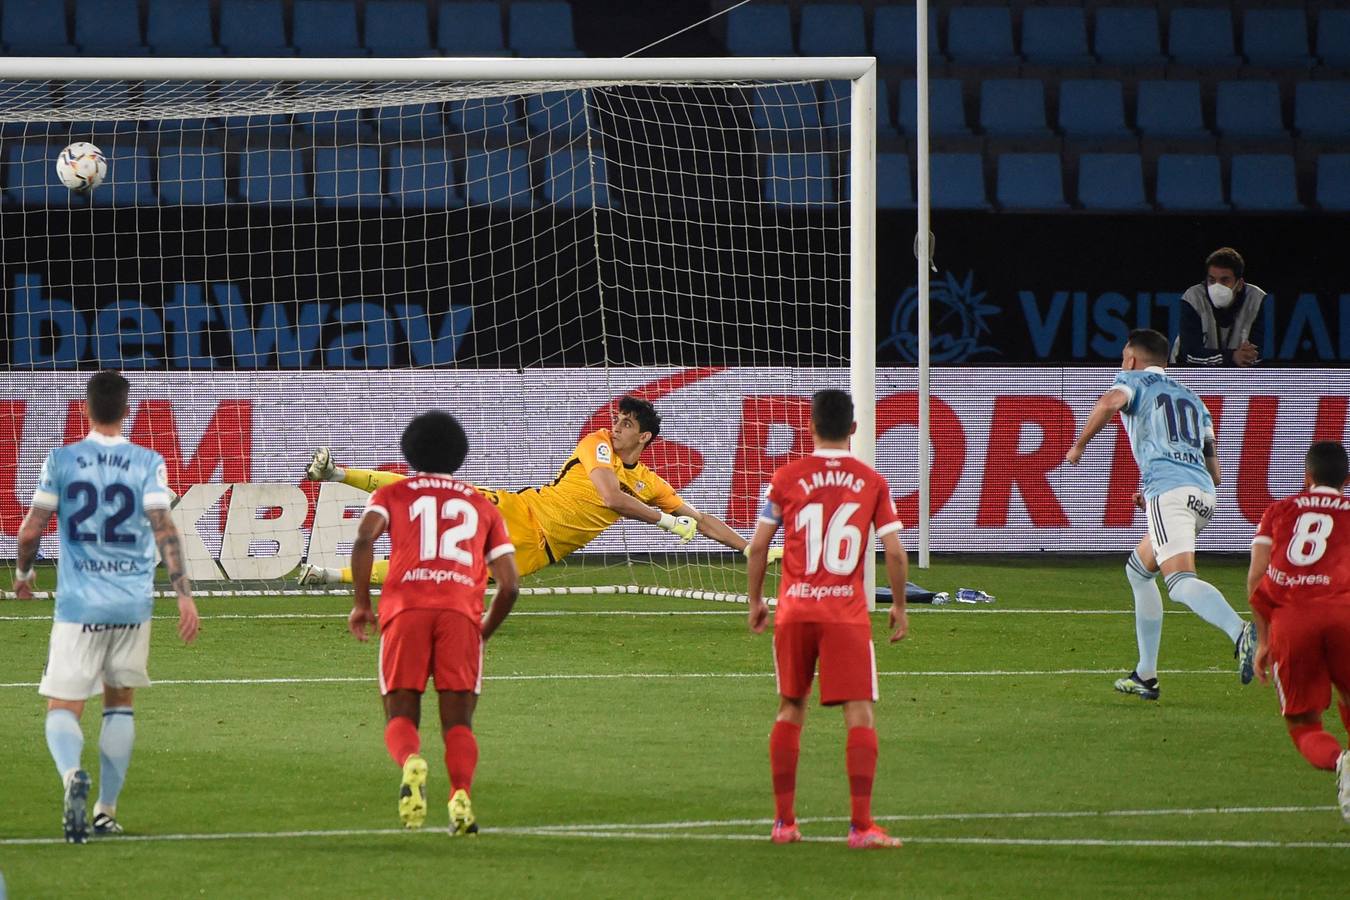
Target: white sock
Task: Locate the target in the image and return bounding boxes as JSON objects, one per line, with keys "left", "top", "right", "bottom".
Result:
{"left": 1165, "top": 572, "right": 1244, "bottom": 643}
{"left": 1125, "top": 552, "right": 1163, "bottom": 681}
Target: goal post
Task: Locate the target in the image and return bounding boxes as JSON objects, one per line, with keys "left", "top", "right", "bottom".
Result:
{"left": 0, "top": 56, "right": 877, "bottom": 603}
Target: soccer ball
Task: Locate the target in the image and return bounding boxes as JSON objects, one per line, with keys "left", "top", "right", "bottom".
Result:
{"left": 56, "top": 142, "right": 107, "bottom": 193}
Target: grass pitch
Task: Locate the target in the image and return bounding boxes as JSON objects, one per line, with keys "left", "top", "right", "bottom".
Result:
{"left": 2, "top": 555, "right": 1348, "bottom": 898}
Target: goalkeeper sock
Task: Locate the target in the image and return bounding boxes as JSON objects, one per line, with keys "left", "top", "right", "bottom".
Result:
{"left": 444, "top": 725, "right": 478, "bottom": 796}
{"left": 341, "top": 468, "right": 406, "bottom": 493}
{"left": 846, "top": 726, "right": 878, "bottom": 831}
{"left": 339, "top": 559, "right": 389, "bottom": 586}
{"left": 1289, "top": 723, "right": 1342, "bottom": 771}
{"left": 769, "top": 720, "right": 801, "bottom": 825}
{"left": 45, "top": 708, "right": 84, "bottom": 785}
{"left": 1125, "top": 552, "right": 1164, "bottom": 681}
{"left": 1165, "top": 572, "right": 1244, "bottom": 643}
{"left": 97, "top": 707, "right": 135, "bottom": 812}
{"left": 384, "top": 717, "right": 420, "bottom": 767}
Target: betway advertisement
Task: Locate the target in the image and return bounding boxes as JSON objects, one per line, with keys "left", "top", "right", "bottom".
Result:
{"left": 2, "top": 368, "right": 1345, "bottom": 579}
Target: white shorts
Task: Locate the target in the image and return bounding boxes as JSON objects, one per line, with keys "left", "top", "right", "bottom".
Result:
{"left": 1145, "top": 487, "right": 1215, "bottom": 564}
{"left": 38, "top": 621, "right": 152, "bottom": 701}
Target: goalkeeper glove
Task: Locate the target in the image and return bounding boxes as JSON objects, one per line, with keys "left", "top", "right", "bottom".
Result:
{"left": 657, "top": 513, "right": 698, "bottom": 544}
{"left": 743, "top": 546, "right": 785, "bottom": 564}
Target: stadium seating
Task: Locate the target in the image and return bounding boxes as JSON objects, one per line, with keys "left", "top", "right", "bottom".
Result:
{"left": 75, "top": 0, "right": 149, "bottom": 56}
{"left": 872, "top": 6, "right": 940, "bottom": 66}
{"left": 157, "top": 148, "right": 230, "bottom": 205}
{"left": 946, "top": 7, "right": 1018, "bottom": 65}
{"left": 239, "top": 149, "right": 311, "bottom": 204}
{"left": 219, "top": 0, "right": 293, "bottom": 56}
{"left": 996, "top": 153, "right": 1067, "bottom": 210}
{"left": 525, "top": 90, "right": 587, "bottom": 142}
{"left": 2, "top": 0, "right": 76, "bottom": 55}
{"left": 1316, "top": 155, "right": 1350, "bottom": 212}
{"left": 313, "top": 147, "right": 386, "bottom": 208}
{"left": 898, "top": 79, "right": 969, "bottom": 137}
{"left": 762, "top": 153, "right": 831, "bottom": 206}
{"left": 1092, "top": 8, "right": 1165, "bottom": 67}
{"left": 1316, "top": 10, "right": 1350, "bottom": 70}
{"left": 508, "top": 1, "right": 582, "bottom": 57}
{"left": 294, "top": 107, "right": 372, "bottom": 143}
{"left": 979, "top": 80, "right": 1050, "bottom": 138}
{"left": 1077, "top": 153, "right": 1149, "bottom": 211}
{"left": 1214, "top": 81, "right": 1287, "bottom": 140}
{"left": 1167, "top": 8, "right": 1241, "bottom": 68}
{"left": 1020, "top": 8, "right": 1092, "bottom": 67}
{"left": 1155, "top": 154, "right": 1226, "bottom": 211}
{"left": 0, "top": 81, "right": 54, "bottom": 137}
{"left": 147, "top": 0, "right": 221, "bottom": 56}
{"left": 4, "top": 143, "right": 69, "bottom": 206}
{"left": 389, "top": 145, "right": 463, "bottom": 208}
{"left": 1294, "top": 83, "right": 1350, "bottom": 140}
{"left": 437, "top": 1, "right": 508, "bottom": 56}
{"left": 876, "top": 152, "right": 913, "bottom": 209}
{"left": 1242, "top": 9, "right": 1313, "bottom": 69}
{"left": 1057, "top": 80, "right": 1130, "bottom": 140}
{"left": 375, "top": 103, "right": 447, "bottom": 142}
{"left": 1135, "top": 81, "right": 1209, "bottom": 140}
{"left": 1229, "top": 154, "right": 1301, "bottom": 211}
{"left": 798, "top": 4, "right": 865, "bottom": 58}
{"left": 463, "top": 147, "right": 534, "bottom": 207}
{"left": 725, "top": 4, "right": 794, "bottom": 57}
{"left": 365, "top": 1, "right": 434, "bottom": 56}
{"left": 90, "top": 151, "right": 158, "bottom": 207}
{"left": 822, "top": 80, "right": 896, "bottom": 138}
{"left": 543, "top": 150, "right": 609, "bottom": 208}
{"left": 930, "top": 153, "right": 988, "bottom": 210}
{"left": 447, "top": 96, "right": 526, "bottom": 142}
{"left": 751, "top": 83, "right": 822, "bottom": 134}
{"left": 294, "top": 0, "right": 369, "bottom": 57}
{"left": 63, "top": 81, "right": 140, "bottom": 141}
{"left": 140, "top": 81, "right": 217, "bottom": 137}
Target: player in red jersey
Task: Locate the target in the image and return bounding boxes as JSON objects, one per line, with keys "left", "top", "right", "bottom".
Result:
{"left": 1248, "top": 441, "right": 1350, "bottom": 821}
{"left": 347, "top": 410, "right": 520, "bottom": 835}
{"left": 746, "top": 389, "right": 910, "bottom": 849}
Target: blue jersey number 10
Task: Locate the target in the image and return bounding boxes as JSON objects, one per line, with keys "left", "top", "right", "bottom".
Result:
{"left": 1155, "top": 394, "right": 1203, "bottom": 449}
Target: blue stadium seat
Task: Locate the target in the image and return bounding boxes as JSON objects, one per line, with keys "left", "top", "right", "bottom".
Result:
{"left": 1230, "top": 154, "right": 1301, "bottom": 211}
{"left": 75, "top": 0, "right": 149, "bottom": 55}
{"left": 446, "top": 97, "right": 525, "bottom": 141}
{"left": 4, "top": 143, "right": 69, "bottom": 206}
{"left": 822, "top": 80, "right": 896, "bottom": 138}
{"left": 872, "top": 6, "right": 941, "bottom": 66}
{"left": 147, "top": 0, "right": 221, "bottom": 55}
{"left": 0, "top": 81, "right": 56, "bottom": 137}
{"left": 157, "top": 148, "right": 230, "bottom": 204}
{"left": 220, "top": 105, "right": 294, "bottom": 145}
{"left": 725, "top": 4, "right": 794, "bottom": 56}
{"left": 439, "top": 1, "right": 509, "bottom": 56}
{"left": 294, "top": 0, "right": 369, "bottom": 56}
{"left": 751, "top": 83, "right": 822, "bottom": 133}
{"left": 1215, "top": 82, "right": 1286, "bottom": 139}
{"left": 2, "top": 0, "right": 76, "bottom": 55}
{"left": 463, "top": 147, "right": 533, "bottom": 208}
{"left": 1057, "top": 80, "right": 1129, "bottom": 140}
{"left": 1317, "top": 11, "right": 1350, "bottom": 69}
{"left": 1316, "top": 155, "right": 1350, "bottom": 211}
{"left": 947, "top": 8, "right": 1018, "bottom": 65}
{"left": 877, "top": 152, "right": 913, "bottom": 209}
{"left": 1295, "top": 83, "right": 1350, "bottom": 140}
{"left": 799, "top": 4, "right": 865, "bottom": 57}
{"left": 1077, "top": 153, "right": 1149, "bottom": 211}
{"left": 293, "top": 108, "right": 372, "bottom": 143}
{"left": 930, "top": 153, "right": 988, "bottom": 210}
{"left": 375, "top": 103, "right": 448, "bottom": 141}
{"left": 509, "top": 1, "right": 581, "bottom": 57}
{"left": 140, "top": 81, "right": 218, "bottom": 139}
{"left": 1167, "top": 8, "right": 1239, "bottom": 68}
{"left": 1021, "top": 7, "right": 1092, "bottom": 66}
{"left": 1135, "top": 81, "right": 1208, "bottom": 139}
{"left": 544, "top": 150, "right": 609, "bottom": 208}
{"left": 89, "top": 150, "right": 157, "bottom": 207}
{"left": 1243, "top": 9, "right": 1312, "bottom": 69}
{"left": 63, "top": 81, "right": 141, "bottom": 141}
{"left": 979, "top": 80, "right": 1049, "bottom": 138}
{"left": 762, "top": 153, "right": 832, "bottom": 206}
{"left": 1093, "top": 8, "right": 1164, "bottom": 66}
{"left": 313, "top": 147, "right": 385, "bottom": 208}
{"left": 220, "top": 0, "right": 293, "bottom": 56}
{"left": 240, "top": 149, "right": 311, "bottom": 204}
{"left": 996, "top": 153, "right": 1067, "bottom": 210}
{"left": 389, "top": 145, "right": 462, "bottom": 208}
{"left": 525, "top": 90, "right": 587, "bottom": 140}
{"left": 1155, "top": 154, "right": 1226, "bottom": 211}
{"left": 365, "top": 1, "right": 434, "bottom": 56}
{"left": 899, "top": 79, "right": 969, "bottom": 137}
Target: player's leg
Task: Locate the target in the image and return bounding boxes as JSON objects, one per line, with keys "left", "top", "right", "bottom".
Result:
{"left": 1116, "top": 537, "right": 1163, "bottom": 699}
{"left": 380, "top": 611, "right": 432, "bottom": 828}
{"left": 769, "top": 623, "right": 814, "bottom": 842}
{"left": 433, "top": 610, "right": 484, "bottom": 836}
{"left": 304, "top": 447, "right": 406, "bottom": 493}
{"left": 91, "top": 685, "right": 135, "bottom": 835}
{"left": 38, "top": 622, "right": 101, "bottom": 844}
{"left": 1268, "top": 609, "right": 1340, "bottom": 770}
{"left": 1322, "top": 613, "right": 1350, "bottom": 821}
{"left": 298, "top": 558, "right": 389, "bottom": 586}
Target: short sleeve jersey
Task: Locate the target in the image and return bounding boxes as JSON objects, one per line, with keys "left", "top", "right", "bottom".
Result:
{"left": 522, "top": 429, "right": 685, "bottom": 558}
{"left": 762, "top": 450, "right": 903, "bottom": 627}
{"left": 367, "top": 474, "right": 515, "bottom": 626}
{"left": 1250, "top": 486, "right": 1350, "bottom": 617}
{"left": 31, "top": 433, "right": 172, "bottom": 624}
{"left": 1111, "top": 366, "right": 1216, "bottom": 499}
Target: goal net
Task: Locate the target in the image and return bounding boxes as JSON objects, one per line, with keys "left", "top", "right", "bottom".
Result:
{"left": 0, "top": 59, "right": 875, "bottom": 602}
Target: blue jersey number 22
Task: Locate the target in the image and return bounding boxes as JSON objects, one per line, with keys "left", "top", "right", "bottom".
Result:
{"left": 65, "top": 481, "right": 137, "bottom": 544}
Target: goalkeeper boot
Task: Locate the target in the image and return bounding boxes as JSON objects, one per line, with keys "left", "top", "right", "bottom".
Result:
{"left": 1113, "top": 670, "right": 1160, "bottom": 701}
{"left": 770, "top": 820, "right": 802, "bottom": 844}
{"left": 63, "top": 769, "right": 91, "bottom": 844}
{"left": 847, "top": 823, "right": 902, "bottom": 849}
{"left": 305, "top": 447, "right": 341, "bottom": 482}
{"left": 398, "top": 755, "right": 428, "bottom": 830}
{"left": 91, "top": 811, "right": 124, "bottom": 836}
{"left": 297, "top": 563, "right": 341, "bottom": 586}
{"left": 1337, "top": 751, "right": 1350, "bottom": 824}
{"left": 448, "top": 789, "right": 478, "bottom": 837}
{"left": 1236, "top": 621, "right": 1258, "bottom": 685}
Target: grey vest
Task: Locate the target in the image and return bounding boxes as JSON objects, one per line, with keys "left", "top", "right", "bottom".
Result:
{"left": 1173, "top": 283, "right": 1266, "bottom": 361}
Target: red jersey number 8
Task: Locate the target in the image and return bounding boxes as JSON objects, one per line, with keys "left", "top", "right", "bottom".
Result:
{"left": 1286, "top": 512, "right": 1333, "bottom": 567}
{"left": 409, "top": 496, "right": 480, "bottom": 565}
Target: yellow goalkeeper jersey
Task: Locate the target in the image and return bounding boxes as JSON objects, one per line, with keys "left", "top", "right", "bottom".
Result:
{"left": 513, "top": 429, "right": 685, "bottom": 560}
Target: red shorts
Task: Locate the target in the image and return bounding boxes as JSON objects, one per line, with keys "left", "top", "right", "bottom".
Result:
{"left": 379, "top": 608, "right": 483, "bottom": 695}
{"left": 1268, "top": 604, "right": 1350, "bottom": 717}
{"left": 773, "top": 621, "right": 877, "bottom": 705}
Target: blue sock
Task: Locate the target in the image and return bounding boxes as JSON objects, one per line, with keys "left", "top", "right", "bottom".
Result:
{"left": 1125, "top": 552, "right": 1163, "bottom": 681}
{"left": 45, "top": 708, "right": 84, "bottom": 784}
{"left": 97, "top": 707, "right": 135, "bottom": 812}
{"left": 1165, "top": 572, "right": 1244, "bottom": 643}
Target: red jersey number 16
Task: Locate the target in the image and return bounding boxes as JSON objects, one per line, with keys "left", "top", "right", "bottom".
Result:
{"left": 797, "top": 501, "right": 863, "bottom": 576}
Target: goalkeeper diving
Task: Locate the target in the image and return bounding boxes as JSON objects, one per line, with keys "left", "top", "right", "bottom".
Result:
{"left": 298, "top": 396, "right": 781, "bottom": 585}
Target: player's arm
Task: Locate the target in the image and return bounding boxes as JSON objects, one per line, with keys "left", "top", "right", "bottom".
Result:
{"left": 1203, "top": 437, "right": 1221, "bottom": 486}
{"left": 482, "top": 552, "right": 519, "bottom": 641}
{"left": 348, "top": 510, "right": 388, "bottom": 641}
{"left": 1065, "top": 388, "right": 1130, "bottom": 465}
{"left": 12, "top": 504, "right": 54, "bottom": 600}
{"left": 588, "top": 467, "right": 697, "bottom": 543}
{"left": 1247, "top": 525, "right": 1275, "bottom": 683}
{"left": 147, "top": 507, "right": 199, "bottom": 644}
{"left": 1247, "top": 536, "right": 1272, "bottom": 606}
{"left": 881, "top": 530, "right": 909, "bottom": 644}
{"left": 746, "top": 517, "right": 780, "bottom": 634}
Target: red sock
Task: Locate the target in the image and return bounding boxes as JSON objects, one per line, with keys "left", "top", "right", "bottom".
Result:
{"left": 444, "top": 725, "right": 479, "bottom": 795}
{"left": 1290, "top": 723, "right": 1342, "bottom": 771}
{"left": 846, "top": 727, "right": 879, "bottom": 830}
{"left": 384, "top": 716, "right": 420, "bottom": 767}
{"left": 769, "top": 721, "right": 802, "bottom": 825}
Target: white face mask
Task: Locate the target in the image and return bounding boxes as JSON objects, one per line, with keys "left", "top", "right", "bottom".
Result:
{"left": 1207, "top": 282, "right": 1235, "bottom": 308}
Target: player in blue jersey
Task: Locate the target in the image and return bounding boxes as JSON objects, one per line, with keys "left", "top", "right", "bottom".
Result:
{"left": 12, "top": 371, "right": 199, "bottom": 843}
{"left": 1065, "top": 329, "right": 1256, "bottom": 700}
